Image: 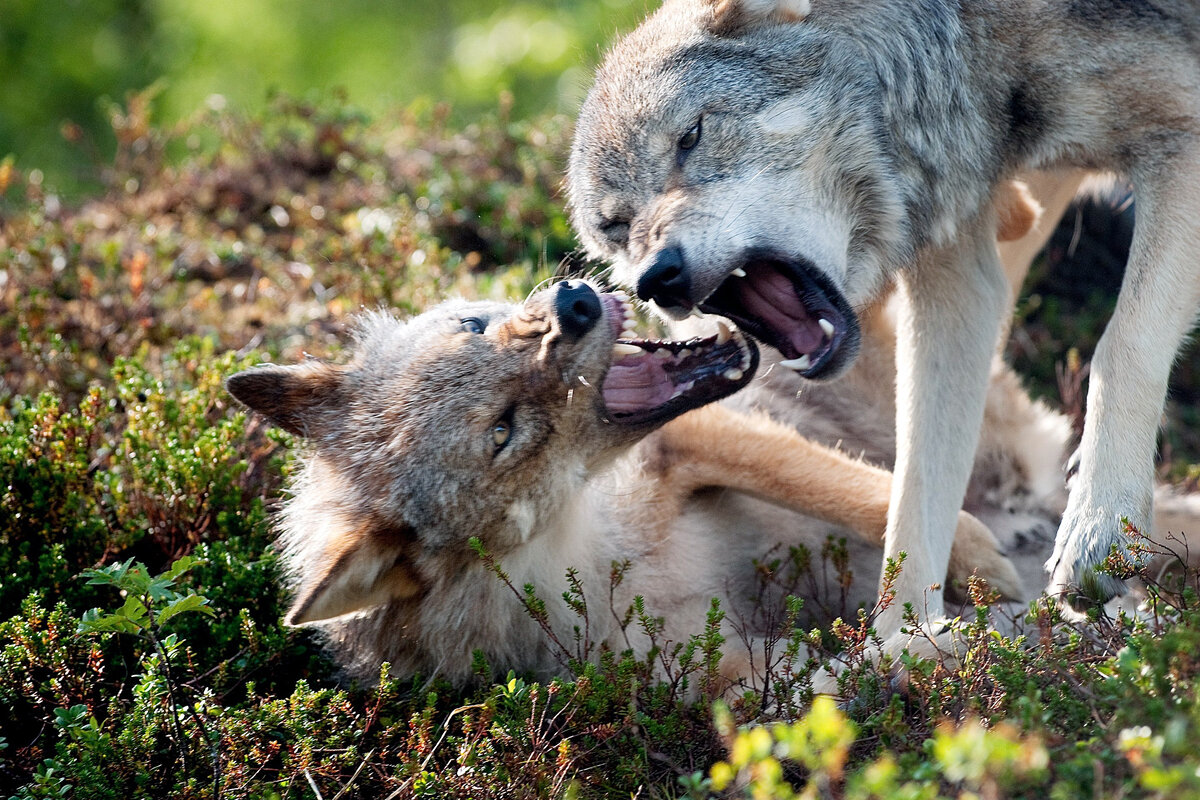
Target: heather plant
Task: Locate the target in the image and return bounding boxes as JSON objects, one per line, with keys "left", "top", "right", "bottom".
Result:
{"left": 0, "top": 339, "right": 269, "bottom": 615}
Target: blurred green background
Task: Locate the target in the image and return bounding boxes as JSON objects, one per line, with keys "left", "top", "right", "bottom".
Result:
{"left": 0, "top": 0, "right": 645, "bottom": 195}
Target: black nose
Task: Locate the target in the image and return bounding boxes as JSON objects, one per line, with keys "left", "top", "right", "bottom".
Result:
{"left": 554, "top": 280, "right": 603, "bottom": 340}
{"left": 636, "top": 246, "right": 691, "bottom": 308}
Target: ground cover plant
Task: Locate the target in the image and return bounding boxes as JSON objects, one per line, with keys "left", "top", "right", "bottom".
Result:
{"left": 5, "top": 95, "right": 1200, "bottom": 798}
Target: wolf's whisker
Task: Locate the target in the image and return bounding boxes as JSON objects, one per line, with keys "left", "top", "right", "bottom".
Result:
{"left": 524, "top": 274, "right": 560, "bottom": 302}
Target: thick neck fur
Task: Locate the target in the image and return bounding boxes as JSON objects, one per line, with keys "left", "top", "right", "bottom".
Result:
{"left": 816, "top": 0, "right": 1200, "bottom": 243}
{"left": 818, "top": 1, "right": 1009, "bottom": 249}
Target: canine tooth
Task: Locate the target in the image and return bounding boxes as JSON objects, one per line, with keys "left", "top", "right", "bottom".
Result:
{"left": 818, "top": 318, "right": 835, "bottom": 337}
{"left": 780, "top": 354, "right": 812, "bottom": 371}
{"left": 724, "top": 368, "right": 744, "bottom": 381}
{"left": 613, "top": 343, "right": 643, "bottom": 357}
{"left": 716, "top": 320, "right": 732, "bottom": 345}
{"left": 730, "top": 267, "right": 747, "bottom": 278}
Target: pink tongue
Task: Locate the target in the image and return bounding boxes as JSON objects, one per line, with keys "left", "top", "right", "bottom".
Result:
{"left": 602, "top": 357, "right": 676, "bottom": 413}
{"left": 737, "top": 271, "right": 824, "bottom": 355}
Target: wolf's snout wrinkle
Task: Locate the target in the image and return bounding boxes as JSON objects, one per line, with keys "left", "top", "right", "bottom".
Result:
{"left": 637, "top": 246, "right": 691, "bottom": 309}
{"left": 554, "top": 280, "right": 603, "bottom": 340}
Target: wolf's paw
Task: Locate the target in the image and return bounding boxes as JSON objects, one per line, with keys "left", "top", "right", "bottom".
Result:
{"left": 1045, "top": 505, "right": 1135, "bottom": 615}
{"left": 811, "top": 619, "right": 963, "bottom": 700}
{"left": 949, "top": 511, "right": 1024, "bottom": 601}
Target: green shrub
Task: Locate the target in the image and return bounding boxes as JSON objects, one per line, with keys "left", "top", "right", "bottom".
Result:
{"left": 0, "top": 339, "right": 270, "bottom": 616}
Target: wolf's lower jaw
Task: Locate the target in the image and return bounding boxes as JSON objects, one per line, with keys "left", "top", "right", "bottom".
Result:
{"left": 598, "top": 291, "right": 758, "bottom": 425}
{"left": 603, "top": 330, "right": 754, "bottom": 413}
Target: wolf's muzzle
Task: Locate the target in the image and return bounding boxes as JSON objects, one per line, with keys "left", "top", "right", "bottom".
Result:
{"left": 554, "top": 280, "right": 603, "bottom": 340}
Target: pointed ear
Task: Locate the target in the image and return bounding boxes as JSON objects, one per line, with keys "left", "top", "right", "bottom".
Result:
{"left": 225, "top": 362, "right": 346, "bottom": 437}
{"left": 704, "top": 0, "right": 811, "bottom": 36}
{"left": 285, "top": 525, "right": 422, "bottom": 625}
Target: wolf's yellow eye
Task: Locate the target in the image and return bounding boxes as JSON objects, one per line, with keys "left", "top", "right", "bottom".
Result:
{"left": 492, "top": 420, "right": 511, "bottom": 449}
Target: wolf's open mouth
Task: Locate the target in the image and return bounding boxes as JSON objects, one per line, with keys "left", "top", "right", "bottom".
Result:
{"left": 598, "top": 292, "right": 758, "bottom": 425}
{"left": 697, "top": 252, "right": 860, "bottom": 379}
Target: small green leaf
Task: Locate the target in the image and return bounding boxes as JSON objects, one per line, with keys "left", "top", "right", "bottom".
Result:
{"left": 77, "top": 608, "right": 142, "bottom": 635}
{"left": 80, "top": 557, "right": 138, "bottom": 588}
{"left": 163, "top": 554, "right": 200, "bottom": 582}
{"left": 156, "top": 593, "right": 215, "bottom": 626}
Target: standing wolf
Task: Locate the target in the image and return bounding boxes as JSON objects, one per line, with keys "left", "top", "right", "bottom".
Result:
{"left": 567, "top": 0, "right": 1200, "bottom": 634}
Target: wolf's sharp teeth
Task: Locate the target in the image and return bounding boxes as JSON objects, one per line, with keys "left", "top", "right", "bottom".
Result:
{"left": 621, "top": 318, "right": 638, "bottom": 331}
{"left": 780, "top": 354, "right": 812, "bottom": 371}
{"left": 724, "top": 368, "right": 744, "bottom": 381}
{"left": 733, "top": 331, "right": 751, "bottom": 369}
{"left": 677, "top": 348, "right": 692, "bottom": 359}
{"left": 613, "top": 343, "right": 643, "bottom": 357}
{"left": 730, "top": 267, "right": 747, "bottom": 278}
{"left": 716, "top": 320, "right": 732, "bottom": 345}
{"left": 818, "top": 318, "right": 835, "bottom": 337}
{"left": 651, "top": 348, "right": 672, "bottom": 360}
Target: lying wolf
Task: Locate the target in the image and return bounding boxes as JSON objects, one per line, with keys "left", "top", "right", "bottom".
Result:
{"left": 226, "top": 279, "right": 1020, "bottom": 691}
{"left": 566, "top": 0, "right": 1200, "bottom": 629}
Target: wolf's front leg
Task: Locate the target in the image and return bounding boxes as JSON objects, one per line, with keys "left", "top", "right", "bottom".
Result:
{"left": 877, "top": 226, "right": 1010, "bottom": 636}
{"left": 1046, "top": 156, "right": 1200, "bottom": 611}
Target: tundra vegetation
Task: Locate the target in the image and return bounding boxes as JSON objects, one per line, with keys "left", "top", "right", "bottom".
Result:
{"left": 5, "top": 95, "right": 1200, "bottom": 799}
